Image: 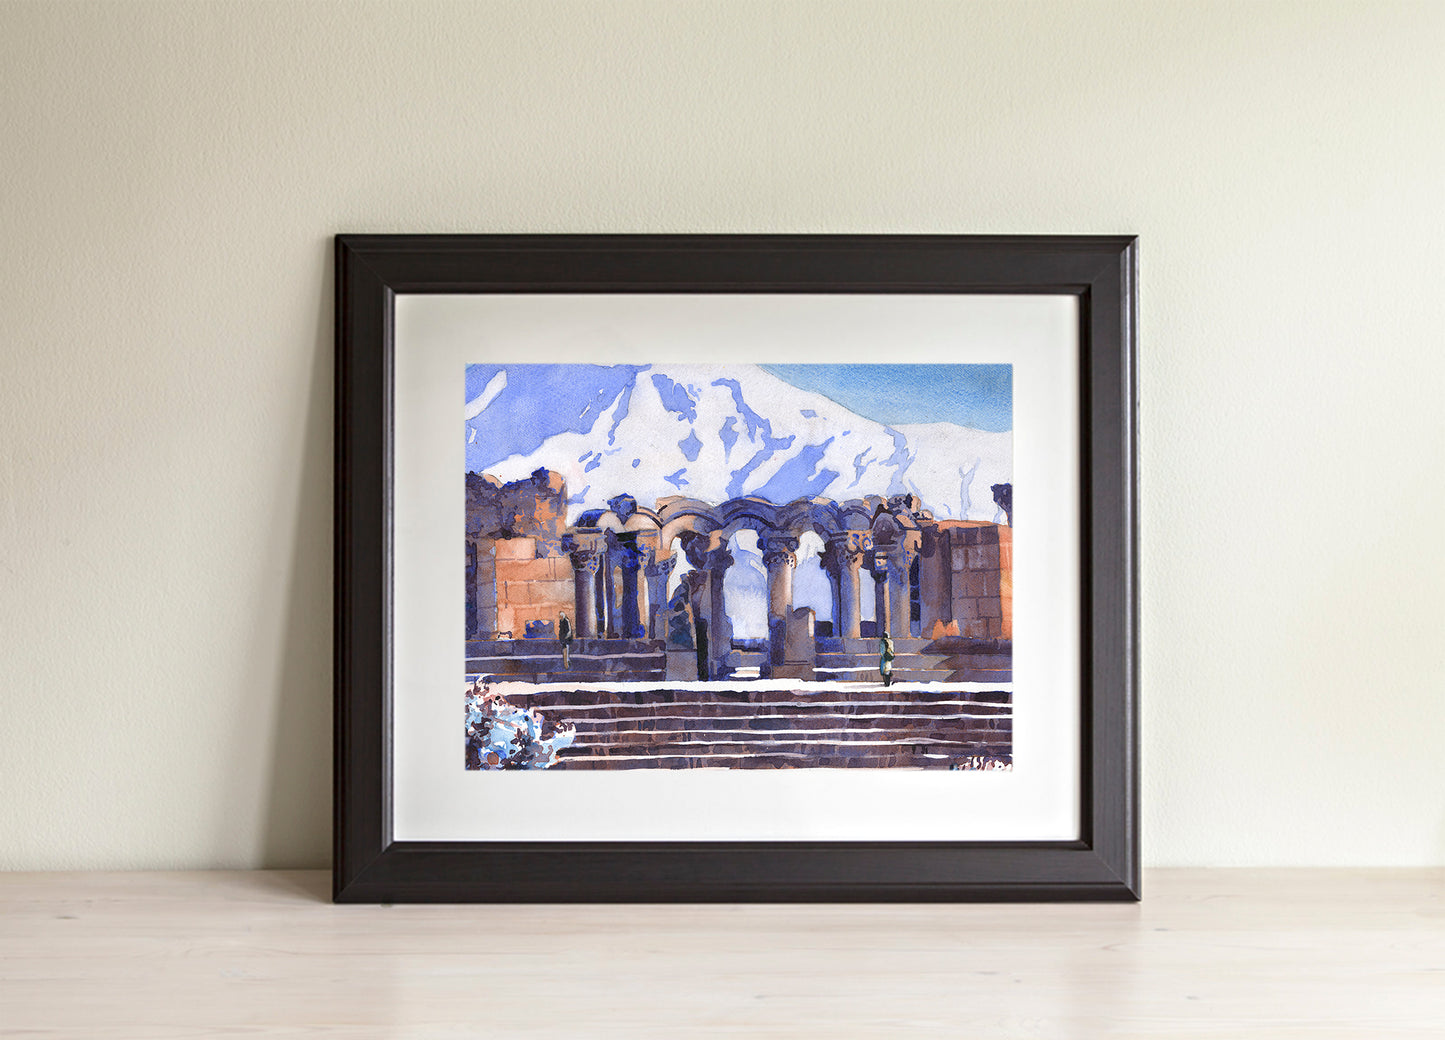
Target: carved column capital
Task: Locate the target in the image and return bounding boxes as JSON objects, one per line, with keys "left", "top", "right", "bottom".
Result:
{"left": 568, "top": 548, "right": 601, "bottom": 575}
{"left": 822, "top": 532, "right": 870, "bottom": 575}
{"left": 759, "top": 534, "right": 800, "bottom": 570}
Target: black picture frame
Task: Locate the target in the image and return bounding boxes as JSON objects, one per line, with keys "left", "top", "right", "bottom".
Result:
{"left": 334, "top": 234, "right": 1138, "bottom": 902}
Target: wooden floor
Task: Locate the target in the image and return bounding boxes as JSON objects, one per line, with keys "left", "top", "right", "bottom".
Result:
{"left": 2, "top": 869, "right": 1442, "bottom": 1037}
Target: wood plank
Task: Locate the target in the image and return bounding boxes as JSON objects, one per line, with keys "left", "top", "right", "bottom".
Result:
{"left": 1, "top": 870, "right": 1442, "bottom": 1038}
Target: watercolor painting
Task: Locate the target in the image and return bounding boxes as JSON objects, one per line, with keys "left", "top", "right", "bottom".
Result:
{"left": 464, "top": 363, "right": 1013, "bottom": 771}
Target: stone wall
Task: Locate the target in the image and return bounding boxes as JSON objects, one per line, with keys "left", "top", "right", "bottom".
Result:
{"left": 487, "top": 537, "right": 574, "bottom": 640}
{"left": 940, "top": 521, "right": 1013, "bottom": 641}
{"left": 465, "top": 468, "right": 568, "bottom": 548}
{"left": 467, "top": 468, "right": 573, "bottom": 640}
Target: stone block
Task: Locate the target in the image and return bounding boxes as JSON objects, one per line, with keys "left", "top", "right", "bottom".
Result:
{"left": 499, "top": 579, "right": 570, "bottom": 607}
{"left": 768, "top": 617, "right": 788, "bottom": 666}
{"left": 952, "top": 595, "right": 979, "bottom": 620}
{"left": 465, "top": 639, "right": 513, "bottom": 658}
{"left": 666, "top": 648, "right": 699, "bottom": 681}
{"left": 983, "top": 569, "right": 1001, "bottom": 596}
{"left": 493, "top": 537, "right": 537, "bottom": 561}
{"left": 496, "top": 558, "right": 555, "bottom": 582}
{"left": 979, "top": 597, "right": 1001, "bottom": 619}
{"left": 535, "top": 579, "right": 577, "bottom": 606}
{"left": 506, "top": 606, "right": 549, "bottom": 635}
{"left": 784, "top": 607, "right": 816, "bottom": 664}
{"left": 968, "top": 545, "right": 1001, "bottom": 570}
{"left": 961, "top": 618, "right": 992, "bottom": 639}
{"left": 951, "top": 548, "right": 969, "bottom": 570}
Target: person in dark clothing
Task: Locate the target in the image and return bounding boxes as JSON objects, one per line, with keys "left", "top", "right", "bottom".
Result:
{"left": 879, "top": 631, "right": 895, "bottom": 687}
{"left": 558, "top": 610, "right": 573, "bottom": 669}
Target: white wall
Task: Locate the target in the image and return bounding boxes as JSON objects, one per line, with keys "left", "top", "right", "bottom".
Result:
{"left": 2, "top": 0, "right": 1441, "bottom": 870}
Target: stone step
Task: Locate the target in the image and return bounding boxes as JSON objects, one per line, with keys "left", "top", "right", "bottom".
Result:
{"left": 533, "top": 686, "right": 1015, "bottom": 769}
{"left": 557, "top": 749, "right": 1011, "bottom": 769}
{"left": 813, "top": 652, "right": 1008, "bottom": 683}
{"left": 468, "top": 654, "right": 664, "bottom": 676}
{"left": 812, "top": 675, "right": 958, "bottom": 687}
{"left": 559, "top": 704, "right": 1012, "bottom": 721}
{"left": 559, "top": 723, "right": 1011, "bottom": 737}
{"left": 524, "top": 672, "right": 665, "bottom": 685}
{"left": 814, "top": 655, "right": 952, "bottom": 671}
{"left": 948, "top": 669, "right": 1013, "bottom": 683}
{"left": 816, "top": 636, "right": 1011, "bottom": 655}
{"left": 522, "top": 704, "right": 1012, "bottom": 722}
{"left": 468, "top": 651, "right": 666, "bottom": 665}
{"left": 557, "top": 736, "right": 1011, "bottom": 756}
{"left": 819, "top": 636, "right": 932, "bottom": 654}
{"left": 467, "top": 638, "right": 665, "bottom": 657}
{"left": 722, "top": 650, "right": 767, "bottom": 667}
{"left": 936, "top": 654, "right": 1015, "bottom": 670}
{"left": 567, "top": 724, "right": 1011, "bottom": 745}
{"left": 504, "top": 688, "right": 1011, "bottom": 707}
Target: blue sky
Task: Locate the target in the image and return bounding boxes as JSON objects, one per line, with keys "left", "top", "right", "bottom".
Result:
{"left": 760, "top": 364, "right": 1012, "bottom": 432}
{"left": 465, "top": 363, "right": 646, "bottom": 472}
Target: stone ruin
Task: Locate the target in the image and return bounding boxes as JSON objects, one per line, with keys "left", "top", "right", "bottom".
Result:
{"left": 466, "top": 467, "right": 1012, "bottom": 683}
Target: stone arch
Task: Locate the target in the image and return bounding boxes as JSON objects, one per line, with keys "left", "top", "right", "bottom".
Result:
{"left": 655, "top": 498, "right": 723, "bottom": 555}
{"left": 716, "top": 496, "right": 780, "bottom": 539}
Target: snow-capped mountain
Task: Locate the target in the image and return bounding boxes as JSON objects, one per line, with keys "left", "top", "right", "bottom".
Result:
{"left": 466, "top": 363, "right": 1011, "bottom": 524}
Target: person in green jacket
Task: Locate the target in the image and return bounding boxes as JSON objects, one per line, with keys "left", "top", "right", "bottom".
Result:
{"left": 879, "top": 631, "right": 895, "bottom": 687}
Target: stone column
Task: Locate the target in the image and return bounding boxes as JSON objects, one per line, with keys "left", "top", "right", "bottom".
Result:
{"left": 884, "top": 544, "right": 917, "bottom": 642}
{"left": 823, "top": 534, "right": 867, "bottom": 639}
{"left": 616, "top": 542, "right": 645, "bottom": 639}
{"left": 822, "top": 551, "right": 843, "bottom": 637}
{"left": 681, "top": 569, "right": 711, "bottom": 680}
{"left": 760, "top": 534, "right": 799, "bottom": 666}
{"left": 593, "top": 565, "right": 607, "bottom": 639}
{"left": 643, "top": 553, "right": 675, "bottom": 639}
{"left": 600, "top": 548, "right": 617, "bottom": 638}
{"left": 704, "top": 547, "right": 734, "bottom": 678}
{"left": 568, "top": 547, "right": 601, "bottom": 639}
{"left": 871, "top": 552, "right": 892, "bottom": 636}
{"left": 760, "top": 534, "right": 799, "bottom": 624}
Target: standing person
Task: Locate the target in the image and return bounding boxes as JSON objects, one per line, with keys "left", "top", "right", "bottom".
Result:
{"left": 879, "top": 630, "right": 895, "bottom": 687}
{"left": 558, "top": 610, "right": 573, "bottom": 670}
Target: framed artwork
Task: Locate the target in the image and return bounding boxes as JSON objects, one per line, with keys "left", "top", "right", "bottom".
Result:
{"left": 334, "top": 234, "right": 1138, "bottom": 902}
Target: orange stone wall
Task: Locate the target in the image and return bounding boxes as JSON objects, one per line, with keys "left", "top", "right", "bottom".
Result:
{"left": 999, "top": 525, "right": 1012, "bottom": 640}
{"left": 467, "top": 467, "right": 573, "bottom": 640}
{"left": 939, "top": 521, "right": 1013, "bottom": 641}
{"left": 480, "top": 536, "right": 574, "bottom": 639}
